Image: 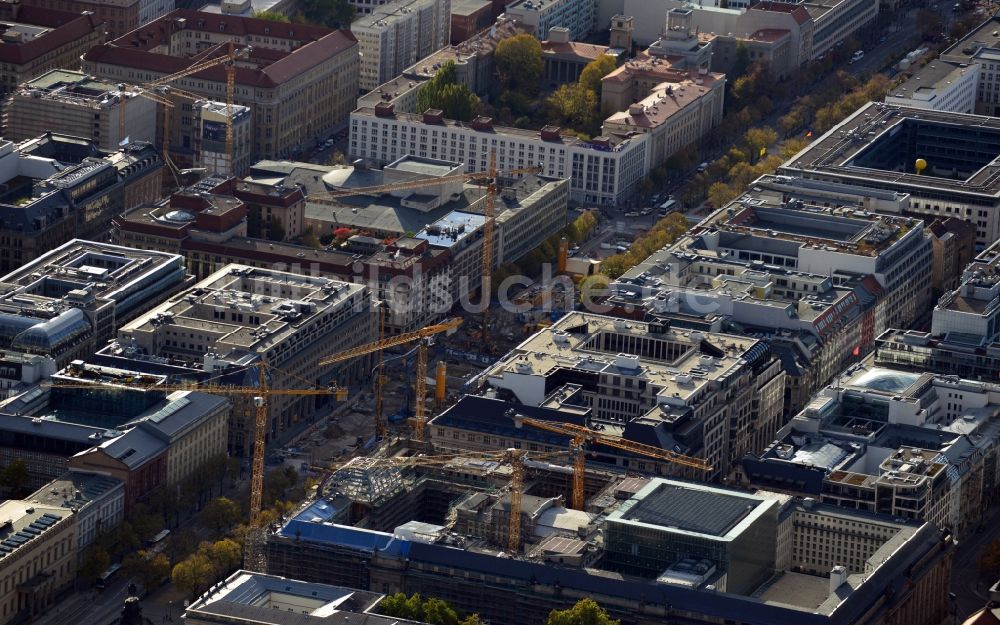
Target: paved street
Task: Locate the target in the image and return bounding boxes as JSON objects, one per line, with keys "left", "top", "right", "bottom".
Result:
{"left": 952, "top": 505, "right": 1000, "bottom": 619}
{"left": 34, "top": 578, "right": 131, "bottom": 625}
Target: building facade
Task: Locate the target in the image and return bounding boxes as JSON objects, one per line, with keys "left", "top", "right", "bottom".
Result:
{"left": 602, "top": 65, "right": 725, "bottom": 169}
{"left": 0, "top": 240, "right": 191, "bottom": 366}
{"left": 469, "top": 312, "right": 783, "bottom": 481}
{"left": 504, "top": 0, "right": 596, "bottom": 41}
{"left": 83, "top": 10, "right": 360, "bottom": 160}
{"left": 0, "top": 501, "right": 76, "bottom": 625}
{"left": 352, "top": 0, "right": 452, "bottom": 92}
{"left": 116, "top": 265, "right": 375, "bottom": 456}
{"left": 0, "top": 5, "right": 105, "bottom": 97}
{"left": 745, "top": 362, "right": 1000, "bottom": 540}
{"left": 351, "top": 105, "right": 648, "bottom": 206}
{"left": 779, "top": 102, "right": 1000, "bottom": 248}
{"left": 885, "top": 61, "right": 979, "bottom": 114}
{"left": 266, "top": 477, "right": 953, "bottom": 625}
{"left": 0, "top": 136, "right": 163, "bottom": 274}
{"left": 27, "top": 472, "right": 124, "bottom": 559}
{"left": 3, "top": 71, "right": 158, "bottom": 152}
{"left": 18, "top": 0, "right": 172, "bottom": 38}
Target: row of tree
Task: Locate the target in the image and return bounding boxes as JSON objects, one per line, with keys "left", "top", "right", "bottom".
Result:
{"left": 379, "top": 594, "right": 619, "bottom": 625}
{"left": 172, "top": 538, "right": 243, "bottom": 599}
{"left": 598, "top": 212, "right": 688, "bottom": 279}
{"left": 492, "top": 210, "right": 598, "bottom": 286}
{"left": 676, "top": 67, "right": 893, "bottom": 210}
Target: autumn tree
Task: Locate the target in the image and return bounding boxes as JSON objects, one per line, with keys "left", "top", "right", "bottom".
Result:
{"left": 378, "top": 593, "right": 480, "bottom": 625}
{"left": 422, "top": 598, "right": 461, "bottom": 625}
{"left": 600, "top": 213, "right": 688, "bottom": 279}
{"left": 916, "top": 9, "right": 945, "bottom": 41}
{"left": 379, "top": 592, "right": 425, "bottom": 620}
{"left": 202, "top": 497, "right": 241, "bottom": 533}
{"left": 326, "top": 150, "right": 349, "bottom": 166}
{"left": 205, "top": 539, "right": 242, "bottom": 579}
{"left": 546, "top": 598, "right": 619, "bottom": 625}
{"left": 743, "top": 127, "right": 778, "bottom": 159}
{"left": 546, "top": 84, "right": 598, "bottom": 136}
{"left": 416, "top": 61, "right": 479, "bottom": 121}
{"left": 172, "top": 552, "right": 215, "bottom": 600}
{"left": 708, "top": 182, "right": 737, "bottom": 210}
{"left": 730, "top": 41, "right": 751, "bottom": 79}
{"left": 578, "top": 55, "right": 618, "bottom": 99}
{"left": 123, "top": 551, "right": 171, "bottom": 591}
{"left": 494, "top": 34, "right": 543, "bottom": 93}
{"left": 302, "top": 226, "right": 321, "bottom": 248}
{"left": 267, "top": 216, "right": 286, "bottom": 242}
{"left": 252, "top": 9, "right": 288, "bottom": 21}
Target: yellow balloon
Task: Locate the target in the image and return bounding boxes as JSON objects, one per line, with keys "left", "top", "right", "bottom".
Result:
{"left": 915, "top": 158, "right": 927, "bottom": 173}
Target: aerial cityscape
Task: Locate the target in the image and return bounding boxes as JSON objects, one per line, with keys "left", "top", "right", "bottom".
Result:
{"left": 2, "top": 0, "right": 1000, "bottom": 624}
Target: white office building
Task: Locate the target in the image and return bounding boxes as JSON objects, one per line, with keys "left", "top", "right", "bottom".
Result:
{"left": 505, "top": 0, "right": 597, "bottom": 40}
{"left": 885, "top": 60, "right": 979, "bottom": 114}
{"left": 350, "top": 105, "right": 648, "bottom": 206}
{"left": 352, "top": 0, "right": 452, "bottom": 92}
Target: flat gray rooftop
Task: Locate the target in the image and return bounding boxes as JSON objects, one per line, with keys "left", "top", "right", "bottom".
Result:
{"left": 623, "top": 482, "right": 758, "bottom": 536}
{"left": 780, "top": 101, "right": 1000, "bottom": 197}
{"left": 386, "top": 156, "right": 459, "bottom": 177}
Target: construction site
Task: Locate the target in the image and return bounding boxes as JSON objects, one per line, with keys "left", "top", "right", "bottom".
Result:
{"left": 264, "top": 442, "right": 952, "bottom": 625}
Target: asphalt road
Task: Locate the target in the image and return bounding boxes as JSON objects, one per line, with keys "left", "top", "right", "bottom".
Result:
{"left": 848, "top": 10, "right": 921, "bottom": 76}
{"left": 951, "top": 505, "right": 1000, "bottom": 619}
{"left": 34, "top": 577, "right": 131, "bottom": 625}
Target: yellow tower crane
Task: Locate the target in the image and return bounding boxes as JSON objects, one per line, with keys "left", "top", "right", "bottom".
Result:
{"left": 514, "top": 415, "right": 712, "bottom": 510}
{"left": 318, "top": 317, "right": 462, "bottom": 440}
{"left": 306, "top": 156, "right": 541, "bottom": 351}
{"left": 118, "top": 41, "right": 244, "bottom": 178}
{"left": 45, "top": 359, "right": 337, "bottom": 569}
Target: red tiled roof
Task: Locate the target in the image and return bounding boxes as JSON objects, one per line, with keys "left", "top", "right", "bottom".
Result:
{"left": 109, "top": 8, "right": 334, "bottom": 46}
{"left": 753, "top": 1, "right": 811, "bottom": 25}
{"left": 0, "top": 8, "right": 104, "bottom": 66}
{"left": 83, "top": 9, "right": 357, "bottom": 89}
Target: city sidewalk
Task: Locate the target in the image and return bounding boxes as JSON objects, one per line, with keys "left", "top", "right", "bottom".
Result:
{"left": 140, "top": 584, "right": 188, "bottom": 624}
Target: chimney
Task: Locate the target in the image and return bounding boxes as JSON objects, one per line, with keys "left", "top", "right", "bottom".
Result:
{"left": 374, "top": 101, "right": 395, "bottom": 118}
{"left": 540, "top": 126, "right": 561, "bottom": 141}
{"left": 422, "top": 109, "right": 444, "bottom": 124}
{"left": 471, "top": 116, "right": 493, "bottom": 131}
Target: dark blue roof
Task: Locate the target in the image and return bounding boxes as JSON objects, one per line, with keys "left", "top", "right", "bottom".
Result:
{"left": 430, "top": 396, "right": 587, "bottom": 447}
{"left": 271, "top": 513, "right": 947, "bottom": 625}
